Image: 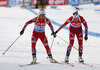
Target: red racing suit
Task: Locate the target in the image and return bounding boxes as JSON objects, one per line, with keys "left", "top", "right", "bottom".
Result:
{"left": 23, "top": 16, "right": 54, "bottom": 55}
{"left": 57, "top": 16, "right": 88, "bottom": 56}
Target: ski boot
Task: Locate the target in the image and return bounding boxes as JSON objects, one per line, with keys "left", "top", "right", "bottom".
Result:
{"left": 31, "top": 55, "right": 37, "bottom": 64}
{"left": 48, "top": 54, "right": 58, "bottom": 63}
{"left": 78, "top": 56, "right": 84, "bottom": 63}
{"left": 65, "top": 56, "right": 69, "bottom": 63}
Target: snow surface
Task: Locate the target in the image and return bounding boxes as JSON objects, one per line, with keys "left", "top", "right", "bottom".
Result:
{"left": 0, "top": 4, "right": 100, "bottom": 70}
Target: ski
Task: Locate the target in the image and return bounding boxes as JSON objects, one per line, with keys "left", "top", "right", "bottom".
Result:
{"left": 50, "top": 60, "right": 63, "bottom": 64}
{"left": 19, "top": 62, "right": 40, "bottom": 67}
{"left": 62, "top": 61, "right": 74, "bottom": 67}
{"left": 75, "top": 61, "right": 93, "bottom": 67}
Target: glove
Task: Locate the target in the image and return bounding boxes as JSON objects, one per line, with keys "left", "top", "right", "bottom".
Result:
{"left": 20, "top": 29, "right": 25, "bottom": 35}
{"left": 51, "top": 31, "right": 58, "bottom": 38}
{"left": 84, "top": 35, "right": 88, "bottom": 41}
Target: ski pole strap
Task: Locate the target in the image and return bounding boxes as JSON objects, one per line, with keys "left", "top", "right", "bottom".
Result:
{"left": 57, "top": 36, "right": 78, "bottom": 50}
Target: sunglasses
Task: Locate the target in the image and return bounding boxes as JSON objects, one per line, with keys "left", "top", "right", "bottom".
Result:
{"left": 40, "top": 14, "right": 45, "bottom": 16}
{"left": 73, "top": 14, "right": 79, "bottom": 18}
{"left": 73, "top": 13, "right": 78, "bottom": 15}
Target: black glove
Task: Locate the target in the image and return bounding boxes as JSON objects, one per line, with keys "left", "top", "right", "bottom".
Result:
{"left": 84, "top": 35, "right": 88, "bottom": 41}
{"left": 51, "top": 31, "right": 58, "bottom": 38}
{"left": 20, "top": 29, "right": 25, "bottom": 35}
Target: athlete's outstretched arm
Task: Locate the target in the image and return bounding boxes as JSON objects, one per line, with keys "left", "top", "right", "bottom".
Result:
{"left": 23, "top": 18, "right": 37, "bottom": 29}
{"left": 51, "top": 17, "right": 72, "bottom": 38}
{"left": 57, "top": 19, "right": 70, "bottom": 32}
{"left": 20, "top": 18, "right": 37, "bottom": 35}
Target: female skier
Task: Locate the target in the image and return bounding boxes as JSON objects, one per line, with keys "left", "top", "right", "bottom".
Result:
{"left": 52, "top": 9, "right": 88, "bottom": 63}
{"left": 20, "top": 9, "right": 57, "bottom": 63}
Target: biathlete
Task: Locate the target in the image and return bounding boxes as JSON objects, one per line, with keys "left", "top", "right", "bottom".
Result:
{"left": 52, "top": 9, "right": 88, "bottom": 63}
{"left": 20, "top": 9, "right": 57, "bottom": 63}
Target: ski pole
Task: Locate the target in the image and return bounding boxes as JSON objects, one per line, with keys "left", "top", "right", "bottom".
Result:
{"left": 57, "top": 35, "right": 78, "bottom": 50}
{"left": 3, "top": 35, "right": 21, "bottom": 55}
{"left": 47, "top": 37, "right": 55, "bottom": 59}
{"left": 50, "top": 37, "right": 55, "bottom": 49}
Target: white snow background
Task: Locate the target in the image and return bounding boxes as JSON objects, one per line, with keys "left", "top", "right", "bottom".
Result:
{"left": 0, "top": 4, "right": 100, "bottom": 70}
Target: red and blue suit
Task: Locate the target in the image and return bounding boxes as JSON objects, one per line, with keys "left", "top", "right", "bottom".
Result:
{"left": 57, "top": 16, "right": 88, "bottom": 56}
{"left": 23, "top": 17, "right": 54, "bottom": 55}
